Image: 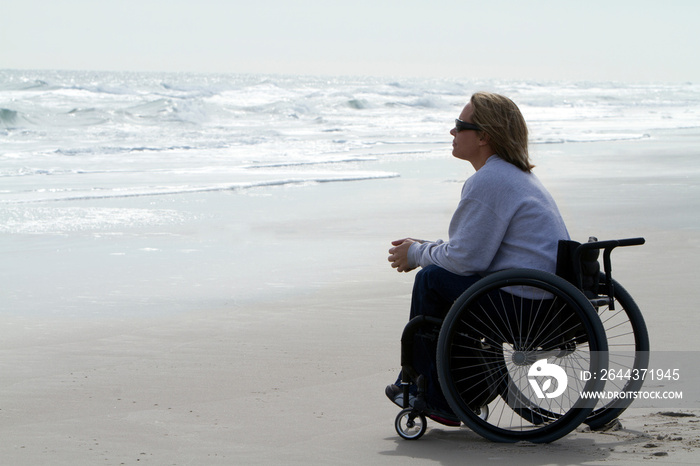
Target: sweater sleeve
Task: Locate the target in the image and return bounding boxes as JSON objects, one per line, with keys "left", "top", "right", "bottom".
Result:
{"left": 407, "top": 196, "right": 510, "bottom": 275}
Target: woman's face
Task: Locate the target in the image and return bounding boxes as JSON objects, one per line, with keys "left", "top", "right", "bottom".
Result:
{"left": 450, "top": 103, "right": 481, "bottom": 162}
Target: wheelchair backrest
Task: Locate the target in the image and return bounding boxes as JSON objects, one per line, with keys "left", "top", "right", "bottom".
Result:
{"left": 556, "top": 237, "right": 601, "bottom": 298}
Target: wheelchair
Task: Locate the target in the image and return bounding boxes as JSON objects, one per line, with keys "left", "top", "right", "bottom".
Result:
{"left": 393, "top": 237, "right": 648, "bottom": 443}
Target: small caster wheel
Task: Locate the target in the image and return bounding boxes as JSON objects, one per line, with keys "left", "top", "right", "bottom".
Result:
{"left": 395, "top": 408, "right": 427, "bottom": 440}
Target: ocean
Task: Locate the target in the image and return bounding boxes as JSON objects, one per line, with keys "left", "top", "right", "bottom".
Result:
{"left": 3, "top": 70, "right": 699, "bottom": 208}
{"left": 2, "top": 69, "right": 699, "bottom": 317}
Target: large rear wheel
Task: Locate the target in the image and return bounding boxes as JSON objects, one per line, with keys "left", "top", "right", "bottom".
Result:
{"left": 437, "top": 269, "right": 608, "bottom": 443}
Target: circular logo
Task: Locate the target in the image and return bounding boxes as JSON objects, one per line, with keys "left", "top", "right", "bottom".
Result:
{"left": 528, "top": 358, "right": 568, "bottom": 399}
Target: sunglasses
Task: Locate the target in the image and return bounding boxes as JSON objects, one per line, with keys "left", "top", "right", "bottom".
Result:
{"left": 454, "top": 118, "right": 481, "bottom": 132}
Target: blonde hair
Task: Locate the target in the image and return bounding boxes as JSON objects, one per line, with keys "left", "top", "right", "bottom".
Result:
{"left": 470, "top": 92, "right": 532, "bottom": 172}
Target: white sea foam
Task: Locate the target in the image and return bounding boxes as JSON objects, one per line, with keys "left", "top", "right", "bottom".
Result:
{"left": 1, "top": 70, "right": 698, "bottom": 214}
{"left": 0, "top": 206, "right": 189, "bottom": 234}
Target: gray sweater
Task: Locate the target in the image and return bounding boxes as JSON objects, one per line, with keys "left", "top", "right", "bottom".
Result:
{"left": 408, "top": 155, "right": 569, "bottom": 276}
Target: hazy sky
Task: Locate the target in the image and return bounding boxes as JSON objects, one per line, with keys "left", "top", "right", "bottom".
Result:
{"left": 2, "top": 0, "right": 699, "bottom": 82}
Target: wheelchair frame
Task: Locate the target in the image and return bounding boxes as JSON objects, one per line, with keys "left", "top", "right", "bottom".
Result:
{"left": 393, "top": 237, "right": 648, "bottom": 443}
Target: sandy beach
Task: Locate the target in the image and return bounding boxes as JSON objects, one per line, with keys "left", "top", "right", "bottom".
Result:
{"left": 2, "top": 129, "right": 699, "bottom": 465}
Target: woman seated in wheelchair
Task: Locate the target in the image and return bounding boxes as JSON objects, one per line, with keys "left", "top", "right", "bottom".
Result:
{"left": 386, "top": 92, "right": 570, "bottom": 426}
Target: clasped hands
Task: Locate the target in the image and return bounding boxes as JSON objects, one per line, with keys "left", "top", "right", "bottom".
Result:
{"left": 388, "top": 238, "right": 419, "bottom": 273}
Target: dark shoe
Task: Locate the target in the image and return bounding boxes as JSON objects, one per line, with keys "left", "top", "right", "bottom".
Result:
{"left": 385, "top": 384, "right": 415, "bottom": 408}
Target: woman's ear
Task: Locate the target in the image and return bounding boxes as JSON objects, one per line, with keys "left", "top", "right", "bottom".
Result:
{"left": 478, "top": 132, "right": 490, "bottom": 145}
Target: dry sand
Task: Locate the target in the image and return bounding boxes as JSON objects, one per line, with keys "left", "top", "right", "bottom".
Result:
{"left": 2, "top": 132, "right": 699, "bottom": 464}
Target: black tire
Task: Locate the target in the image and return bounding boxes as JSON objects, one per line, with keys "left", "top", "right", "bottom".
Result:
{"left": 584, "top": 277, "right": 649, "bottom": 429}
{"left": 437, "top": 269, "right": 608, "bottom": 443}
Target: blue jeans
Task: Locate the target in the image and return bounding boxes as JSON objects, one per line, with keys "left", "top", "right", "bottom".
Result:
{"left": 397, "top": 265, "right": 482, "bottom": 413}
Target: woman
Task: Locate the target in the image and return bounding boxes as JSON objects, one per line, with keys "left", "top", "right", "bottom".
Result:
{"left": 386, "top": 92, "right": 570, "bottom": 425}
